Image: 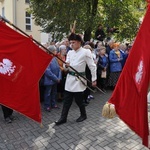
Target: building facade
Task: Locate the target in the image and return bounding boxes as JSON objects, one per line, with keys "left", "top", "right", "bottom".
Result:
{"left": 0, "top": 0, "right": 42, "bottom": 42}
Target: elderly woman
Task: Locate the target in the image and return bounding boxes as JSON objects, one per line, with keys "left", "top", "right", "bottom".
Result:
{"left": 57, "top": 45, "right": 67, "bottom": 71}
{"left": 97, "top": 46, "right": 109, "bottom": 92}
{"left": 43, "top": 45, "right": 62, "bottom": 111}
{"left": 82, "top": 44, "right": 96, "bottom": 105}
{"left": 107, "top": 43, "right": 123, "bottom": 90}
{"left": 57, "top": 45, "right": 67, "bottom": 101}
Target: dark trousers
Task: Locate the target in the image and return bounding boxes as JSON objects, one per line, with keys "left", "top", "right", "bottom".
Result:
{"left": 44, "top": 84, "right": 57, "bottom": 109}
{"left": 99, "top": 78, "right": 107, "bottom": 89}
{"left": 84, "top": 65, "right": 92, "bottom": 102}
{"left": 84, "top": 88, "right": 90, "bottom": 100}
{"left": 1, "top": 105, "right": 13, "bottom": 119}
{"left": 60, "top": 91, "right": 86, "bottom": 120}
{"left": 64, "top": 90, "right": 85, "bottom": 108}
{"left": 39, "top": 85, "right": 45, "bottom": 102}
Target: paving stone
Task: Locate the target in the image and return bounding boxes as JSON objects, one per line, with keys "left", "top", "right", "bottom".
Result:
{"left": 95, "top": 145, "right": 105, "bottom": 150}
{"left": 59, "top": 142, "right": 70, "bottom": 150}
{"left": 51, "top": 142, "right": 61, "bottom": 149}
{"left": 104, "top": 146, "right": 113, "bottom": 150}
{"left": 0, "top": 143, "right": 6, "bottom": 149}
{"left": 74, "top": 145, "right": 84, "bottom": 150}
{"left": 89, "top": 147, "right": 96, "bottom": 150}
{"left": 6, "top": 144, "right": 15, "bottom": 150}
{"left": 20, "top": 142, "right": 29, "bottom": 149}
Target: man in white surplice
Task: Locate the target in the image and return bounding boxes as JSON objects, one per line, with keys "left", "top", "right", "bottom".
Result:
{"left": 55, "top": 33, "right": 97, "bottom": 125}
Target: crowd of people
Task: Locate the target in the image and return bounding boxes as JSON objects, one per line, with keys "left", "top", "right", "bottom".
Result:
{"left": 1, "top": 25, "right": 132, "bottom": 124}
{"left": 37, "top": 31, "right": 132, "bottom": 125}
{"left": 41, "top": 36, "right": 131, "bottom": 95}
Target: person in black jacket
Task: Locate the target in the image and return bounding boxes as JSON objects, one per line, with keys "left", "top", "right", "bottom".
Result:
{"left": 95, "top": 24, "right": 106, "bottom": 41}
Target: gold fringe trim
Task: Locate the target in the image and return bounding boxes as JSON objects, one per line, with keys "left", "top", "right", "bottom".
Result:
{"left": 102, "top": 102, "right": 117, "bottom": 119}
{"left": 40, "top": 123, "right": 43, "bottom": 128}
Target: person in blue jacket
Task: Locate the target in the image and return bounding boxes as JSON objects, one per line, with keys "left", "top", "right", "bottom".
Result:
{"left": 43, "top": 45, "right": 62, "bottom": 111}
{"left": 97, "top": 46, "right": 109, "bottom": 92}
{"left": 107, "top": 43, "right": 123, "bottom": 90}
{"left": 119, "top": 43, "right": 129, "bottom": 68}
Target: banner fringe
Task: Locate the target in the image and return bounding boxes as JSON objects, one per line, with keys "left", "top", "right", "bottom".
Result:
{"left": 102, "top": 102, "right": 117, "bottom": 119}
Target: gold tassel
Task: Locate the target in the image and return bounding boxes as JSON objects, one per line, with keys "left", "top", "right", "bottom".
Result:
{"left": 102, "top": 102, "right": 110, "bottom": 118}
{"left": 40, "top": 123, "right": 43, "bottom": 128}
{"left": 109, "top": 104, "right": 116, "bottom": 118}
{"left": 102, "top": 102, "right": 117, "bottom": 119}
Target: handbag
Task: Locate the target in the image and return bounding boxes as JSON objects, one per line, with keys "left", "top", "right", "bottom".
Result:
{"left": 101, "top": 70, "right": 106, "bottom": 78}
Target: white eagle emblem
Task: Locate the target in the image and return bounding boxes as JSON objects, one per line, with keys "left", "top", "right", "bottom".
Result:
{"left": 135, "top": 60, "right": 143, "bottom": 84}
{"left": 0, "top": 58, "right": 16, "bottom": 76}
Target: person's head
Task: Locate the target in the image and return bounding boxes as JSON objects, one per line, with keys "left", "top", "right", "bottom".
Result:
{"left": 59, "top": 45, "right": 67, "bottom": 56}
{"left": 88, "top": 42, "right": 95, "bottom": 49}
{"left": 107, "top": 39, "right": 115, "bottom": 48}
{"left": 50, "top": 41, "right": 56, "bottom": 45}
{"left": 99, "top": 46, "right": 106, "bottom": 55}
{"left": 97, "top": 41, "right": 103, "bottom": 49}
{"left": 47, "top": 45, "right": 57, "bottom": 55}
{"left": 83, "top": 45, "right": 93, "bottom": 51}
{"left": 113, "top": 43, "right": 120, "bottom": 51}
{"left": 68, "top": 33, "right": 83, "bottom": 50}
{"left": 119, "top": 43, "right": 126, "bottom": 51}
{"left": 63, "top": 38, "right": 70, "bottom": 47}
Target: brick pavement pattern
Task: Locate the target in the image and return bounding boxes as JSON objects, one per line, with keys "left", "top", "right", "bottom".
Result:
{"left": 0, "top": 90, "right": 149, "bottom": 150}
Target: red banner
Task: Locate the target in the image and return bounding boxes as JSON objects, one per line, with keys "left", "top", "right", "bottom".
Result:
{"left": 108, "top": 5, "right": 150, "bottom": 148}
{"left": 0, "top": 21, "right": 52, "bottom": 123}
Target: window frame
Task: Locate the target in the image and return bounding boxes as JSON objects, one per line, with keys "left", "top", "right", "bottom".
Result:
{"left": 25, "top": 0, "right": 30, "bottom": 4}
{"left": 2, "top": 7, "right": 5, "bottom": 17}
{"left": 25, "top": 11, "right": 32, "bottom": 31}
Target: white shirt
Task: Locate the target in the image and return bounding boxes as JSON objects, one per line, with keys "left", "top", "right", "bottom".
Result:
{"left": 65, "top": 47, "right": 97, "bottom": 92}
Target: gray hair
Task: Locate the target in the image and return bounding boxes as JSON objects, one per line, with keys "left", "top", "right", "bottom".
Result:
{"left": 59, "top": 45, "right": 66, "bottom": 52}
{"left": 47, "top": 45, "right": 57, "bottom": 52}
{"left": 107, "top": 39, "right": 115, "bottom": 45}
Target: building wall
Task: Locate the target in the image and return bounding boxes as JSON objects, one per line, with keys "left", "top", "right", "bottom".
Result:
{"left": 0, "top": 0, "right": 41, "bottom": 42}
{"left": 0, "top": 0, "right": 13, "bottom": 22}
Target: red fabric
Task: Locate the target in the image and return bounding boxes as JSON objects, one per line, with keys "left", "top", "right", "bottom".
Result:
{"left": 146, "top": 0, "right": 150, "bottom": 3}
{"left": 0, "top": 21, "right": 52, "bottom": 123}
{"left": 108, "top": 6, "right": 150, "bottom": 148}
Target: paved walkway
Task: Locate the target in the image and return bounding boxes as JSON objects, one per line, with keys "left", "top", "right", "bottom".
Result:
{"left": 0, "top": 90, "right": 149, "bottom": 150}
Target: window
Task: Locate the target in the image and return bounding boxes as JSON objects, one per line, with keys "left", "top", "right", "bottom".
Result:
{"left": 25, "top": 0, "right": 30, "bottom": 3}
{"left": 2, "top": 7, "right": 5, "bottom": 17}
{"left": 25, "top": 12, "right": 32, "bottom": 31}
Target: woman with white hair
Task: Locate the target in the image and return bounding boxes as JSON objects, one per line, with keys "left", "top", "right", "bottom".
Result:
{"left": 83, "top": 44, "right": 96, "bottom": 105}
{"left": 57, "top": 45, "right": 67, "bottom": 101}
{"left": 43, "top": 45, "right": 62, "bottom": 111}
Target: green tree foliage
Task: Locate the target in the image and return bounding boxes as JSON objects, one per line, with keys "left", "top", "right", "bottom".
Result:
{"left": 29, "top": 0, "right": 99, "bottom": 41}
{"left": 101, "top": 0, "right": 146, "bottom": 41}
{"left": 29, "top": 0, "right": 146, "bottom": 42}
